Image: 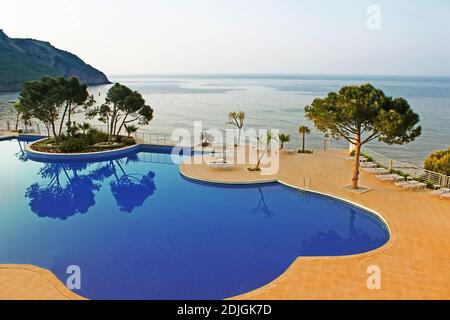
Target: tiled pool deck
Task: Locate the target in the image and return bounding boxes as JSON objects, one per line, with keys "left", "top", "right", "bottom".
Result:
{"left": 1, "top": 147, "right": 449, "bottom": 299}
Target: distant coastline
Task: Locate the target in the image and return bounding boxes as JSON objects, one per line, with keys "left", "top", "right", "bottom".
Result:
{"left": 0, "top": 30, "right": 110, "bottom": 92}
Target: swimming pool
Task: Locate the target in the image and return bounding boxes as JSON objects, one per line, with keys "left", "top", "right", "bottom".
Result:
{"left": 0, "top": 137, "right": 389, "bottom": 300}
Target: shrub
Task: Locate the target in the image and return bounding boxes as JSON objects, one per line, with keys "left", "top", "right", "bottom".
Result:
{"left": 94, "top": 142, "right": 125, "bottom": 150}
{"left": 121, "top": 137, "right": 136, "bottom": 146}
{"left": 42, "top": 138, "right": 56, "bottom": 145}
{"left": 60, "top": 137, "right": 89, "bottom": 153}
{"left": 87, "top": 128, "right": 109, "bottom": 145}
{"left": 424, "top": 149, "right": 450, "bottom": 175}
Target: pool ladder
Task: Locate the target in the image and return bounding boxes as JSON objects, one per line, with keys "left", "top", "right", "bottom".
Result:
{"left": 298, "top": 177, "right": 312, "bottom": 192}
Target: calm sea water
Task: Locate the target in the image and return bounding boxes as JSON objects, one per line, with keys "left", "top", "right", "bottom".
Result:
{"left": 1, "top": 74, "right": 449, "bottom": 165}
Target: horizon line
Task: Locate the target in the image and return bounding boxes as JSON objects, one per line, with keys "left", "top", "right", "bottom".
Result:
{"left": 106, "top": 73, "right": 450, "bottom": 79}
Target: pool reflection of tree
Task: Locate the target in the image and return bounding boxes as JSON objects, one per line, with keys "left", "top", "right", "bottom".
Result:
{"left": 252, "top": 187, "right": 274, "bottom": 219}
{"left": 15, "top": 140, "right": 28, "bottom": 162}
{"left": 299, "top": 210, "right": 385, "bottom": 256}
{"left": 25, "top": 156, "right": 156, "bottom": 220}
{"left": 109, "top": 160, "right": 156, "bottom": 213}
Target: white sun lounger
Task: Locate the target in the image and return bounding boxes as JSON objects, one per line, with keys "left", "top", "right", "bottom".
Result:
{"left": 440, "top": 193, "right": 450, "bottom": 200}
{"left": 360, "top": 162, "right": 377, "bottom": 168}
{"left": 362, "top": 167, "right": 389, "bottom": 175}
{"left": 376, "top": 174, "right": 405, "bottom": 182}
{"left": 208, "top": 161, "right": 235, "bottom": 170}
{"left": 396, "top": 180, "right": 427, "bottom": 191}
{"left": 431, "top": 188, "right": 450, "bottom": 197}
{"left": 345, "top": 156, "right": 367, "bottom": 162}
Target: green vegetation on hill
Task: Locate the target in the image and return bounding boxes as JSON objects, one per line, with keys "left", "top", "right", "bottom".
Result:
{"left": 0, "top": 30, "right": 110, "bottom": 91}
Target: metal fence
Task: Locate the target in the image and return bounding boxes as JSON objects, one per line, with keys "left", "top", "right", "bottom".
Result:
{"left": 362, "top": 146, "right": 450, "bottom": 189}
{"left": 88, "top": 124, "right": 193, "bottom": 147}
{"left": 0, "top": 120, "right": 194, "bottom": 147}
{"left": 0, "top": 120, "right": 49, "bottom": 136}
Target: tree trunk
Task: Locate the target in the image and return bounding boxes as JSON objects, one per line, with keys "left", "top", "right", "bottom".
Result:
{"left": 67, "top": 108, "right": 72, "bottom": 136}
{"left": 302, "top": 133, "right": 305, "bottom": 152}
{"left": 15, "top": 113, "right": 20, "bottom": 131}
{"left": 51, "top": 121, "right": 59, "bottom": 144}
{"left": 116, "top": 113, "right": 130, "bottom": 138}
{"left": 108, "top": 114, "right": 115, "bottom": 144}
{"left": 58, "top": 103, "right": 69, "bottom": 138}
{"left": 237, "top": 128, "right": 241, "bottom": 147}
{"left": 352, "top": 134, "right": 361, "bottom": 190}
{"left": 255, "top": 143, "right": 269, "bottom": 170}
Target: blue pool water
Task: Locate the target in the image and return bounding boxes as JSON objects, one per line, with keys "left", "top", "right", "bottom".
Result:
{"left": 0, "top": 138, "right": 389, "bottom": 300}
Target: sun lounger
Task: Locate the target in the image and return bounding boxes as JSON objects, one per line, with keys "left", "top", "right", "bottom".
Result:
{"left": 408, "top": 182, "right": 427, "bottom": 191}
{"left": 345, "top": 156, "right": 367, "bottom": 162}
{"left": 362, "top": 167, "right": 389, "bottom": 175}
{"left": 377, "top": 174, "right": 405, "bottom": 182}
{"left": 440, "top": 193, "right": 450, "bottom": 200}
{"left": 360, "top": 162, "right": 377, "bottom": 168}
{"left": 395, "top": 181, "right": 411, "bottom": 187}
{"left": 208, "top": 161, "right": 235, "bottom": 170}
{"left": 397, "top": 180, "right": 427, "bottom": 191}
{"left": 431, "top": 188, "right": 450, "bottom": 197}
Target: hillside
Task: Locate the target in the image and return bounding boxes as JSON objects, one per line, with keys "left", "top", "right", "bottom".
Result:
{"left": 0, "top": 30, "right": 110, "bottom": 91}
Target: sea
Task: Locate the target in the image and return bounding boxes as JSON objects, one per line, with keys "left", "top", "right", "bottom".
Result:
{"left": 1, "top": 74, "right": 449, "bottom": 166}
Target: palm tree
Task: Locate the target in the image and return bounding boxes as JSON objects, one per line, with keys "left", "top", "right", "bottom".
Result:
{"left": 125, "top": 125, "right": 138, "bottom": 138}
{"left": 200, "top": 131, "right": 214, "bottom": 147}
{"left": 78, "top": 122, "right": 91, "bottom": 135}
{"left": 228, "top": 111, "right": 245, "bottom": 147}
{"left": 278, "top": 133, "right": 291, "bottom": 150}
{"left": 298, "top": 125, "right": 311, "bottom": 153}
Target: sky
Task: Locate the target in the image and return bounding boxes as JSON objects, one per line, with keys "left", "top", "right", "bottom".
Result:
{"left": 1, "top": 0, "right": 450, "bottom": 76}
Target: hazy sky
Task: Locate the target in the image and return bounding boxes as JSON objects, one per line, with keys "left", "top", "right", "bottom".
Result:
{"left": 1, "top": 0, "right": 450, "bottom": 76}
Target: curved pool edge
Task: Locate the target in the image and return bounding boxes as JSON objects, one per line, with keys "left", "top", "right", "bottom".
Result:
{"left": 179, "top": 163, "right": 396, "bottom": 300}
{"left": 24, "top": 138, "right": 142, "bottom": 162}
{"left": 229, "top": 181, "right": 395, "bottom": 300}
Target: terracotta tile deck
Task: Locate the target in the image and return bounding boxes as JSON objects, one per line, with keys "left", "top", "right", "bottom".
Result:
{"left": 0, "top": 265, "right": 84, "bottom": 300}
{"left": 1, "top": 147, "right": 449, "bottom": 299}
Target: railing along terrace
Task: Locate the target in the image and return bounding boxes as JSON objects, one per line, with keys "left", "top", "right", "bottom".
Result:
{"left": 362, "top": 146, "right": 450, "bottom": 189}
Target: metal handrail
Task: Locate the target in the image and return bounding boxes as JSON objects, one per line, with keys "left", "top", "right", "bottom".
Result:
{"left": 362, "top": 146, "right": 450, "bottom": 188}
